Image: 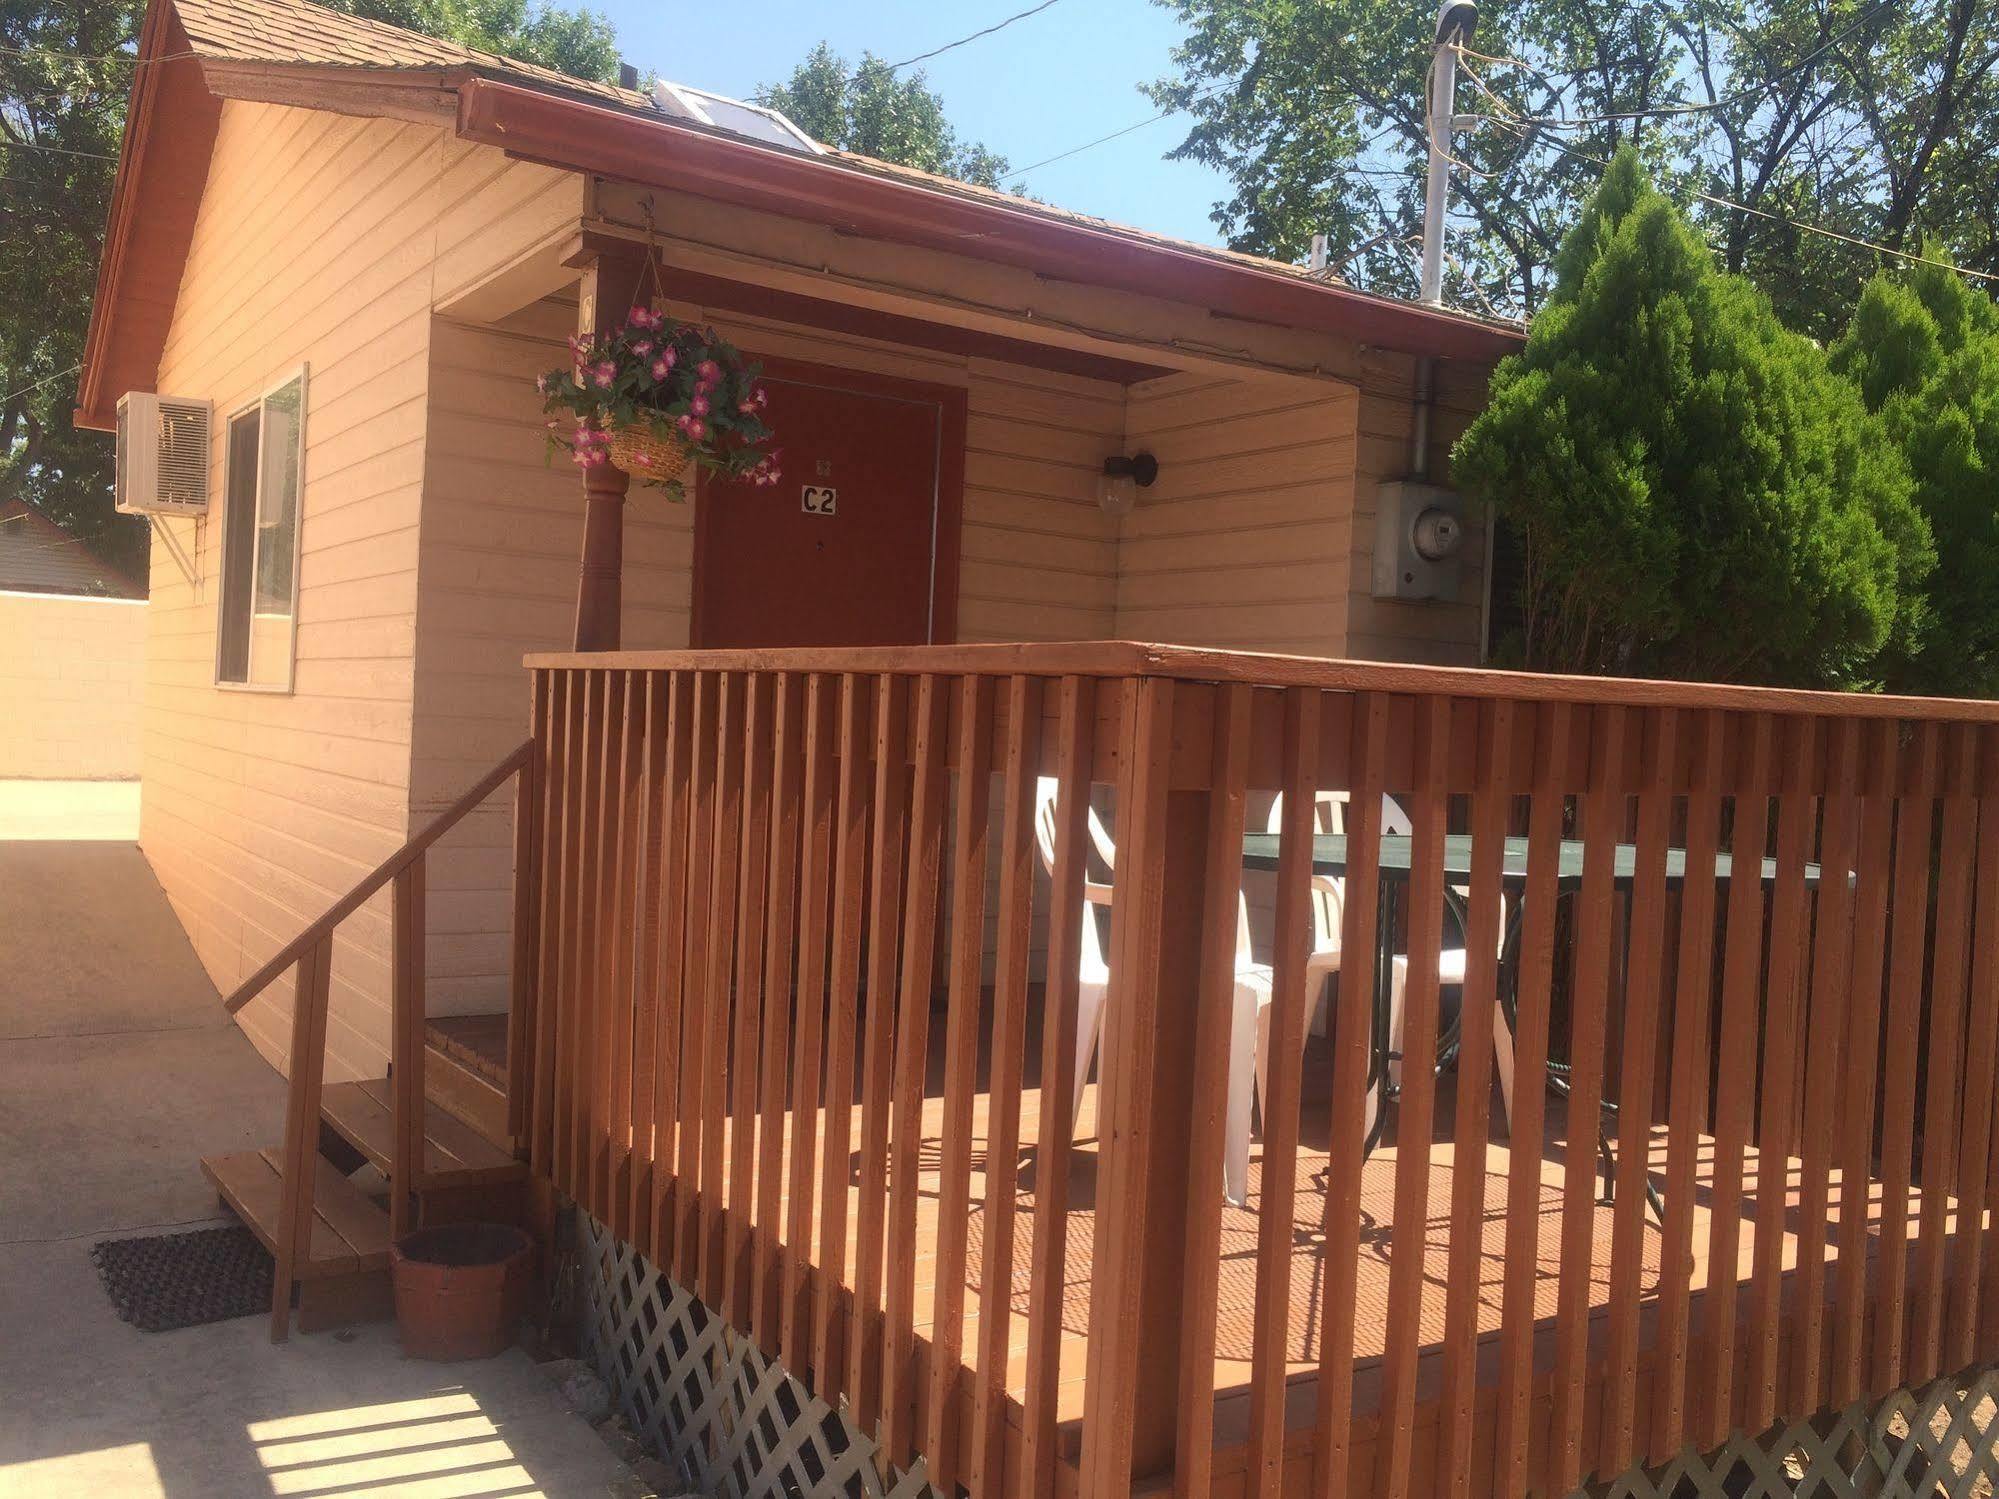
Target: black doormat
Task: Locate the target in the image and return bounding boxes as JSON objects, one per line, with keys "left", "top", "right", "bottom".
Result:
{"left": 90, "top": 1223, "right": 274, "bottom": 1332}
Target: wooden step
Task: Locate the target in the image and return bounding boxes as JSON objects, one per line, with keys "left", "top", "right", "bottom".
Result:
{"left": 423, "top": 1040, "right": 511, "bottom": 1146}
{"left": 425, "top": 1014, "right": 508, "bottom": 1088}
{"left": 320, "top": 1077, "right": 524, "bottom": 1188}
{"left": 201, "top": 1146, "right": 391, "bottom": 1278}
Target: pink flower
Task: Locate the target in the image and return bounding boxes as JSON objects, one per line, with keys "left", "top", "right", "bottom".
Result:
{"left": 660, "top": 346, "right": 677, "bottom": 369}
{"left": 632, "top": 339, "right": 654, "bottom": 357}
{"left": 591, "top": 361, "right": 616, "bottom": 389}
{"left": 697, "top": 358, "right": 720, "bottom": 382}
{"left": 651, "top": 359, "right": 671, "bottom": 379}
{"left": 690, "top": 395, "right": 710, "bottom": 416}
{"left": 738, "top": 399, "right": 756, "bottom": 415}
{"left": 535, "top": 374, "right": 549, "bottom": 394}
{"left": 628, "top": 305, "right": 654, "bottom": 329}
{"left": 753, "top": 386, "right": 768, "bottom": 408}
{"left": 684, "top": 417, "right": 706, "bottom": 442}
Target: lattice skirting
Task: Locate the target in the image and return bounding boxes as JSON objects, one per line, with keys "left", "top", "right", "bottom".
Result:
{"left": 573, "top": 1211, "right": 941, "bottom": 1499}
{"left": 1585, "top": 1369, "right": 1999, "bottom": 1498}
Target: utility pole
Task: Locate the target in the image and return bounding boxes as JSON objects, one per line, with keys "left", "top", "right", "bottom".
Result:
{"left": 1419, "top": 0, "right": 1479, "bottom": 305}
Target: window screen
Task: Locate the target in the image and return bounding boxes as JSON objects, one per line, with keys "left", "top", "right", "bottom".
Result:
{"left": 216, "top": 372, "right": 305, "bottom": 687}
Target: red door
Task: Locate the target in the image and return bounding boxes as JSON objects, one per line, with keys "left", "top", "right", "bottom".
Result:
{"left": 693, "top": 364, "right": 964, "bottom": 648}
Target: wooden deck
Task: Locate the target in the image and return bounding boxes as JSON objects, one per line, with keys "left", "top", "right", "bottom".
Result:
{"left": 515, "top": 649, "right": 1999, "bottom": 1496}
{"left": 678, "top": 1022, "right": 1938, "bottom": 1490}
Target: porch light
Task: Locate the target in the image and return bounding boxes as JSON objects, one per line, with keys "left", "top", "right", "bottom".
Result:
{"left": 1099, "top": 451, "right": 1158, "bottom": 515}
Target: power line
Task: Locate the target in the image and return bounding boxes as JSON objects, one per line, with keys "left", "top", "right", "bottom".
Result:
{"left": 1006, "top": 87, "right": 1223, "bottom": 182}
{"left": 0, "top": 138, "right": 117, "bottom": 160}
{"left": 0, "top": 362, "right": 81, "bottom": 407}
{"left": 1449, "top": 0, "right": 1905, "bottom": 133}
{"left": 1496, "top": 120, "right": 1999, "bottom": 285}
{"left": 887, "top": 0, "right": 1064, "bottom": 72}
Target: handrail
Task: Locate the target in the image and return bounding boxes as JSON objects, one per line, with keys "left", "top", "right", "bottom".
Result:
{"left": 222, "top": 738, "right": 537, "bottom": 1014}
{"left": 523, "top": 640, "right": 1999, "bottom": 723}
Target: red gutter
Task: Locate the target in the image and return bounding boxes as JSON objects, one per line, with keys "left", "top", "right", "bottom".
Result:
{"left": 455, "top": 78, "right": 1524, "bottom": 366}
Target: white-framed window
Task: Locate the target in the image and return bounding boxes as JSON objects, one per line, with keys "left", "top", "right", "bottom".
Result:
{"left": 215, "top": 367, "right": 306, "bottom": 690}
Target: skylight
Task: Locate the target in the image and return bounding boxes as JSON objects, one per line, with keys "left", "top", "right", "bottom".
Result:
{"left": 650, "top": 82, "right": 823, "bottom": 154}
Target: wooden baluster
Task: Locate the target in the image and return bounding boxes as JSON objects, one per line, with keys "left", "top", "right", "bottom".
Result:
{"left": 813, "top": 673, "right": 872, "bottom": 1404}
{"left": 270, "top": 936, "right": 334, "bottom": 1342}
{"left": 1789, "top": 717, "right": 1860, "bottom": 1418}
{"left": 697, "top": 673, "right": 746, "bottom": 1303}
{"left": 1440, "top": 696, "right": 1515, "bottom": 1493}
{"left": 1492, "top": 701, "right": 1571, "bottom": 1498}
{"left": 671, "top": 672, "right": 720, "bottom": 1285}
{"left": 1174, "top": 680, "right": 1253, "bottom": 1499}
{"left": 967, "top": 674, "right": 1041, "bottom": 1496}
{"left": 1873, "top": 721, "right": 1939, "bottom": 1392}
{"left": 391, "top": 857, "right": 426, "bottom": 1239}
{"left": 1548, "top": 704, "right": 1623, "bottom": 1486}
{"left": 648, "top": 673, "right": 693, "bottom": 1269}
{"left": 780, "top": 674, "right": 836, "bottom": 1370}
{"left": 924, "top": 672, "right": 995, "bottom": 1491}
{"left": 1912, "top": 723, "right": 1977, "bottom": 1381}
{"left": 601, "top": 671, "right": 640, "bottom": 1233}
{"left": 1598, "top": 708, "right": 1674, "bottom": 1473}
{"left": 1833, "top": 720, "right": 1897, "bottom": 1405}
{"left": 883, "top": 674, "right": 949, "bottom": 1466}
{"left": 1247, "top": 686, "right": 1323, "bottom": 1496}
{"left": 1079, "top": 675, "right": 1211, "bottom": 1494}
{"left": 1376, "top": 693, "right": 1450, "bottom": 1498}
{"left": 627, "top": 673, "right": 667, "bottom": 1262}
{"left": 1747, "top": 716, "right": 1814, "bottom": 1434}
{"left": 1700, "top": 711, "right": 1772, "bottom": 1445}
{"left": 1650, "top": 709, "right": 1723, "bottom": 1463}
{"left": 1022, "top": 674, "right": 1095, "bottom": 1495}
{"left": 849, "top": 672, "right": 909, "bottom": 1435}
{"left": 1315, "top": 689, "right": 1389, "bottom": 1499}
{"left": 507, "top": 678, "right": 543, "bottom": 1143}
{"left": 725, "top": 673, "right": 774, "bottom": 1326}
{"left": 531, "top": 672, "right": 572, "bottom": 1178}
{"left": 1955, "top": 729, "right": 1999, "bottom": 1364}
{"left": 754, "top": 672, "right": 805, "bottom": 1347}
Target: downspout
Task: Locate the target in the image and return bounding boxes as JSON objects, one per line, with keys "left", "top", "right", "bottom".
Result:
{"left": 1410, "top": 354, "right": 1435, "bottom": 481}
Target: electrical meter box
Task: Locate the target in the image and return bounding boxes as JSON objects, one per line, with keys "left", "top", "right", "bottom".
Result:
{"left": 1372, "top": 480, "right": 1467, "bottom": 601}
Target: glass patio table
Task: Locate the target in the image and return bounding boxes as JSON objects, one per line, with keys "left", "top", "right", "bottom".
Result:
{"left": 1240, "top": 831, "right": 1823, "bottom": 1208}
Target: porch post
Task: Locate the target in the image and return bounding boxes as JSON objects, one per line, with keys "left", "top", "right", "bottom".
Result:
{"left": 572, "top": 251, "right": 645, "bottom": 651}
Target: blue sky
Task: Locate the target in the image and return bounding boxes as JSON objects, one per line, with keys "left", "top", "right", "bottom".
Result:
{"left": 593, "top": 0, "right": 1235, "bottom": 246}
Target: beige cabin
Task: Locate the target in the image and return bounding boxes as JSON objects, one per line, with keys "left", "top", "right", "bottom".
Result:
{"left": 80, "top": 0, "right": 1519, "bottom": 1082}
{"left": 79, "top": 7, "right": 1999, "bottom": 1494}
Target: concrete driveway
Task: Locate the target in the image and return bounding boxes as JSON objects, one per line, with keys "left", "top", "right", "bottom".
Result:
{"left": 0, "top": 795, "right": 639, "bottom": 1497}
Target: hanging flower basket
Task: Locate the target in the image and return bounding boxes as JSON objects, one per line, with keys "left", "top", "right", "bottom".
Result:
{"left": 538, "top": 302, "right": 779, "bottom": 502}
{"left": 604, "top": 423, "right": 694, "bottom": 486}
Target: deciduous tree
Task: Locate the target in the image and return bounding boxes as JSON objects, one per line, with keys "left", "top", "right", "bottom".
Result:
{"left": 757, "top": 44, "right": 1010, "bottom": 188}
{"left": 1148, "top": 0, "right": 1999, "bottom": 338}
{"left": 0, "top": 0, "right": 617, "bottom": 578}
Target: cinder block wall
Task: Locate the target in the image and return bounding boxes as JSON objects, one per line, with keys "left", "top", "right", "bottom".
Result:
{"left": 0, "top": 591, "right": 146, "bottom": 779}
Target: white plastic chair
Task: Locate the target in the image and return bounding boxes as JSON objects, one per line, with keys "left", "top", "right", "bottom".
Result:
{"left": 1032, "top": 778, "right": 1272, "bottom": 1203}
{"left": 1253, "top": 791, "right": 1510, "bottom": 1146}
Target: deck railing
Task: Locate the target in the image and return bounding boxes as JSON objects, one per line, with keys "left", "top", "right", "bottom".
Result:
{"left": 515, "top": 642, "right": 1999, "bottom": 1498}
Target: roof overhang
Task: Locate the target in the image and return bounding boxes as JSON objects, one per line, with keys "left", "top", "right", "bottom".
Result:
{"left": 456, "top": 78, "right": 1524, "bottom": 367}
{"left": 79, "top": 4, "right": 1524, "bottom": 431}
{"left": 75, "top": 2, "right": 221, "bottom": 431}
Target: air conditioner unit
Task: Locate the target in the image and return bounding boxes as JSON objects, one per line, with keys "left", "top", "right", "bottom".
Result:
{"left": 115, "top": 392, "right": 211, "bottom": 516}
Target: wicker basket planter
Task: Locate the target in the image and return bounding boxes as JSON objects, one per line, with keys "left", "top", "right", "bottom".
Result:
{"left": 606, "top": 423, "right": 694, "bottom": 486}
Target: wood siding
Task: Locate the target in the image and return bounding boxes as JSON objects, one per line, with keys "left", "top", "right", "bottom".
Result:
{"left": 1118, "top": 371, "right": 1361, "bottom": 656}
{"left": 135, "top": 100, "right": 1492, "bottom": 1063}
{"left": 406, "top": 299, "right": 1126, "bottom": 1013}
{"left": 138, "top": 101, "right": 579, "bottom": 1075}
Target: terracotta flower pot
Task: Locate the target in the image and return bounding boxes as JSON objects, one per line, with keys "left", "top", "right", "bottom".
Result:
{"left": 389, "top": 1222, "right": 535, "bottom": 1361}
